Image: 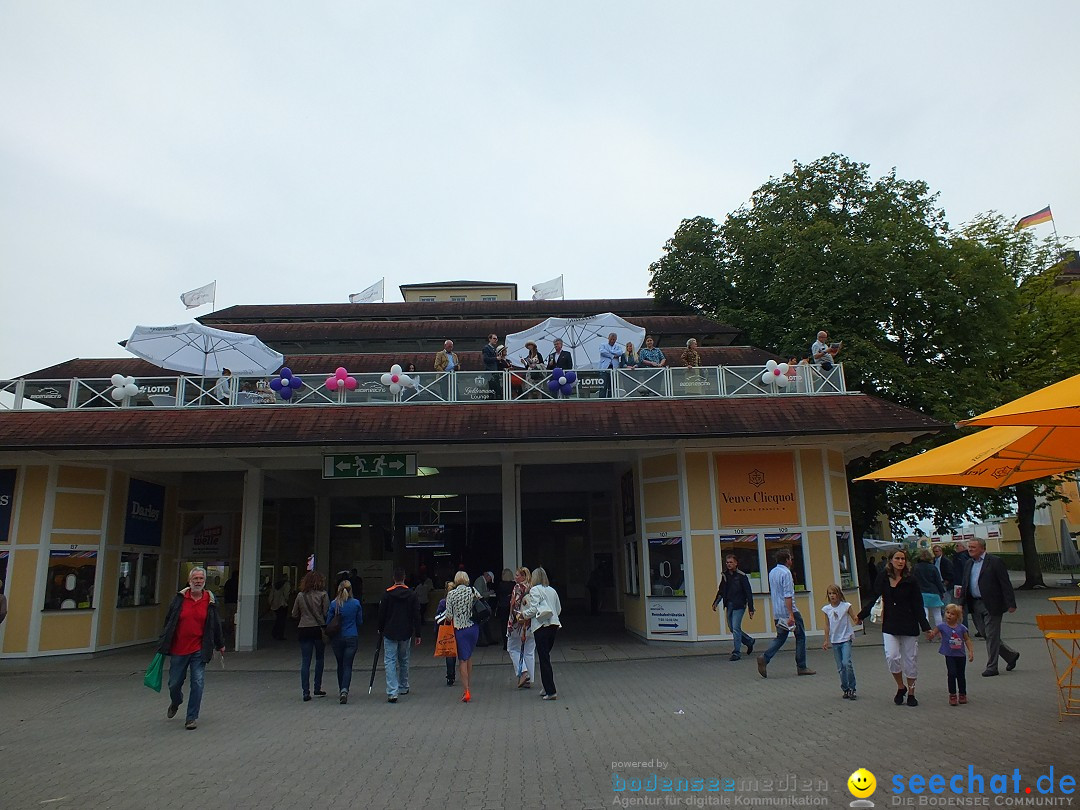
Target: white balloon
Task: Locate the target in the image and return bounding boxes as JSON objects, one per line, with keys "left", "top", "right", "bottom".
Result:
{"left": 390, "top": 364, "right": 403, "bottom": 375}
{"left": 110, "top": 374, "right": 125, "bottom": 387}
{"left": 380, "top": 373, "right": 393, "bottom": 386}
{"left": 777, "top": 363, "right": 790, "bottom": 375}
{"left": 124, "top": 376, "right": 137, "bottom": 386}
{"left": 111, "top": 388, "right": 125, "bottom": 401}
{"left": 124, "top": 383, "right": 140, "bottom": 397}
{"left": 558, "top": 376, "right": 567, "bottom": 385}
{"left": 760, "top": 372, "right": 773, "bottom": 385}
{"left": 775, "top": 375, "right": 790, "bottom": 387}
{"left": 765, "top": 360, "right": 778, "bottom": 372}
{"left": 389, "top": 382, "right": 402, "bottom": 394}
{"left": 399, "top": 374, "right": 414, "bottom": 388}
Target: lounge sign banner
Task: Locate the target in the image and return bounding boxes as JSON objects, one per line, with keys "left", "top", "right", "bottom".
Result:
{"left": 0, "top": 468, "right": 15, "bottom": 542}
{"left": 715, "top": 453, "right": 799, "bottom": 526}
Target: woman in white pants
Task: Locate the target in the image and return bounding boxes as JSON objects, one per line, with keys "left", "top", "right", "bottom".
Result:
{"left": 506, "top": 567, "right": 535, "bottom": 688}
{"left": 858, "top": 549, "right": 933, "bottom": 706}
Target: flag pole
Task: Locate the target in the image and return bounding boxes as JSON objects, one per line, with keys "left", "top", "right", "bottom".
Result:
{"left": 560, "top": 274, "right": 565, "bottom": 300}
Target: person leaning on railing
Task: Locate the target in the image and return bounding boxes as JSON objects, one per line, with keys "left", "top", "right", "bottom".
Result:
{"left": 681, "top": 338, "right": 701, "bottom": 368}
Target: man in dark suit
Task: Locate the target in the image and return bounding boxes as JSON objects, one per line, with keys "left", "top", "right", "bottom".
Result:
{"left": 952, "top": 541, "right": 974, "bottom": 631}
{"left": 962, "top": 539, "right": 1019, "bottom": 677}
{"left": 546, "top": 338, "right": 573, "bottom": 371}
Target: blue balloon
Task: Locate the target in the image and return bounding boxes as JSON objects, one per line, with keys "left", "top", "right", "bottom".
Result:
{"left": 289, "top": 376, "right": 303, "bottom": 388}
{"left": 564, "top": 370, "right": 577, "bottom": 384}
{"left": 269, "top": 378, "right": 283, "bottom": 391}
{"left": 280, "top": 367, "right": 293, "bottom": 379}
{"left": 547, "top": 378, "right": 560, "bottom": 393}
{"left": 279, "top": 386, "right": 293, "bottom": 400}
{"left": 560, "top": 383, "right": 573, "bottom": 395}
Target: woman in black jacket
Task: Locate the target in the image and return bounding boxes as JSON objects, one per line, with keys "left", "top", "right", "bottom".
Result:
{"left": 711, "top": 554, "right": 756, "bottom": 661}
{"left": 859, "top": 549, "right": 932, "bottom": 706}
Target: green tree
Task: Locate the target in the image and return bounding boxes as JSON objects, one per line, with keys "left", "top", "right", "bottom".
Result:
{"left": 649, "top": 155, "right": 1079, "bottom": 590}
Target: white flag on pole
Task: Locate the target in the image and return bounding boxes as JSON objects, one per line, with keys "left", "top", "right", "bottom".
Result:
{"left": 349, "top": 278, "right": 384, "bottom": 304}
{"left": 180, "top": 281, "right": 216, "bottom": 309}
{"left": 531, "top": 275, "right": 563, "bottom": 300}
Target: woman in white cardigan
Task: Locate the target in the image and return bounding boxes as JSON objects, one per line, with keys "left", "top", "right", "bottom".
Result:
{"left": 521, "top": 566, "right": 562, "bottom": 700}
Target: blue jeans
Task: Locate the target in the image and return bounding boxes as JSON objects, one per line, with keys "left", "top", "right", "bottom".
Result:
{"left": 299, "top": 635, "right": 325, "bottom": 696}
{"left": 331, "top": 636, "right": 358, "bottom": 693}
{"left": 831, "top": 640, "right": 856, "bottom": 692}
{"left": 726, "top": 607, "right": 754, "bottom": 658}
{"left": 384, "top": 638, "right": 412, "bottom": 697}
{"left": 762, "top": 612, "right": 807, "bottom": 670}
{"left": 168, "top": 653, "right": 206, "bottom": 722}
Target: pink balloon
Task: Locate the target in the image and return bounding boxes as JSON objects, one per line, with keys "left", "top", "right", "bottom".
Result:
{"left": 335, "top": 366, "right": 348, "bottom": 377}
{"left": 325, "top": 377, "right": 339, "bottom": 390}
{"left": 772, "top": 369, "right": 782, "bottom": 376}
{"left": 344, "top": 376, "right": 357, "bottom": 390}
{"left": 391, "top": 374, "right": 399, "bottom": 383}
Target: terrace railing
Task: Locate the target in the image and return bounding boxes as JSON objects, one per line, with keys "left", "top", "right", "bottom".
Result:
{"left": 0, "top": 364, "right": 847, "bottom": 411}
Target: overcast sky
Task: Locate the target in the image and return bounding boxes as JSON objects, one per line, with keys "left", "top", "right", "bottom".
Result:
{"left": 2, "top": 2, "right": 1077, "bottom": 379}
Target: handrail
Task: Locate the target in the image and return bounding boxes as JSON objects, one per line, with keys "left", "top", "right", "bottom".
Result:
{"left": 0, "top": 364, "right": 848, "bottom": 411}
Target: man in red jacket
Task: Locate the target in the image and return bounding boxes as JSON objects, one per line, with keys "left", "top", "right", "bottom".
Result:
{"left": 158, "top": 567, "right": 224, "bottom": 730}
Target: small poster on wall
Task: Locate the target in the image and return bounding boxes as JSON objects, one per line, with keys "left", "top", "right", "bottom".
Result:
{"left": 647, "top": 598, "right": 688, "bottom": 636}
{"left": 0, "top": 468, "right": 16, "bottom": 543}
{"left": 181, "top": 514, "right": 234, "bottom": 558}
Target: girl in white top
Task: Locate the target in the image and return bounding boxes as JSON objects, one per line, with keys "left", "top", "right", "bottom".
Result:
{"left": 821, "top": 584, "right": 861, "bottom": 700}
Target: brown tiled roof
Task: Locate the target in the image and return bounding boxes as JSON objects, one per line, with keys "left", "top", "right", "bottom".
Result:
{"left": 0, "top": 395, "right": 943, "bottom": 451}
{"left": 203, "top": 298, "right": 701, "bottom": 324}
{"left": 20, "top": 347, "right": 776, "bottom": 379}
{"left": 199, "top": 316, "right": 736, "bottom": 343}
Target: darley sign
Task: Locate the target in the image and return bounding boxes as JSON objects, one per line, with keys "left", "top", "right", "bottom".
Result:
{"left": 0, "top": 468, "right": 15, "bottom": 543}
{"left": 124, "top": 478, "right": 165, "bottom": 546}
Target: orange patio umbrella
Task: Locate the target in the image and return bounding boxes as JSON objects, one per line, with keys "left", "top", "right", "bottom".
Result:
{"left": 960, "top": 373, "right": 1080, "bottom": 428}
{"left": 854, "top": 425, "right": 1080, "bottom": 489}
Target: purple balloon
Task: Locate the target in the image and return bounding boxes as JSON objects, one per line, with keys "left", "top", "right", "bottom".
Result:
{"left": 279, "top": 387, "right": 293, "bottom": 400}
{"left": 564, "top": 370, "right": 577, "bottom": 384}
{"left": 560, "top": 383, "right": 573, "bottom": 395}
{"left": 280, "top": 367, "right": 293, "bottom": 379}
{"left": 270, "top": 378, "right": 283, "bottom": 391}
{"left": 290, "top": 376, "right": 303, "bottom": 388}
{"left": 547, "top": 378, "right": 561, "bottom": 393}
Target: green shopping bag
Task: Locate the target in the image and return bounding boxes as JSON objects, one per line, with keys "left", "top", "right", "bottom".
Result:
{"left": 144, "top": 652, "right": 165, "bottom": 692}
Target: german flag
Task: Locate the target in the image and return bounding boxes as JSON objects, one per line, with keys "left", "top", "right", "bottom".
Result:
{"left": 1016, "top": 206, "right": 1053, "bottom": 230}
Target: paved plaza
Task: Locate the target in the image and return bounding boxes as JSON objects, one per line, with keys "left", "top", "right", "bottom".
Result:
{"left": 2, "top": 585, "right": 1078, "bottom": 810}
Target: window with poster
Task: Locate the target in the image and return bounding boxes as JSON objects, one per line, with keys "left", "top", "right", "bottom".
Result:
{"left": 44, "top": 550, "right": 97, "bottom": 610}
{"left": 117, "top": 551, "right": 160, "bottom": 607}
{"left": 647, "top": 536, "right": 685, "bottom": 596}
{"left": 719, "top": 534, "right": 764, "bottom": 593}
{"left": 762, "top": 533, "right": 807, "bottom": 592}
{"left": 835, "top": 530, "right": 856, "bottom": 589}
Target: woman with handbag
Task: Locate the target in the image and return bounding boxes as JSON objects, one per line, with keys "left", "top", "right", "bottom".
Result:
{"left": 325, "top": 579, "right": 363, "bottom": 704}
{"left": 521, "top": 566, "right": 562, "bottom": 701}
{"left": 443, "top": 571, "right": 481, "bottom": 703}
{"left": 290, "top": 571, "right": 329, "bottom": 702}
{"left": 506, "top": 567, "right": 535, "bottom": 688}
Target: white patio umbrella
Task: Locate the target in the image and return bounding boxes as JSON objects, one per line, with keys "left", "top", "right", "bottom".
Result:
{"left": 124, "top": 323, "right": 284, "bottom": 376}
{"left": 504, "top": 312, "right": 646, "bottom": 370}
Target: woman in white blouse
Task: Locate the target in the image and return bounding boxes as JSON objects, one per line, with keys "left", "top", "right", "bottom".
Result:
{"left": 521, "top": 567, "right": 562, "bottom": 700}
{"left": 443, "top": 571, "right": 481, "bottom": 703}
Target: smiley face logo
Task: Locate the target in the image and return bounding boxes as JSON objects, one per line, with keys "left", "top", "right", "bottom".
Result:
{"left": 848, "top": 769, "right": 876, "bottom": 798}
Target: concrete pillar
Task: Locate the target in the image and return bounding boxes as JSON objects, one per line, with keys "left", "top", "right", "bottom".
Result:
{"left": 235, "top": 468, "right": 264, "bottom": 652}
{"left": 501, "top": 458, "right": 521, "bottom": 570}
{"left": 315, "top": 496, "right": 331, "bottom": 582}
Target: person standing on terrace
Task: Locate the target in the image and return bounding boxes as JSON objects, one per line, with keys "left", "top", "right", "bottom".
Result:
{"left": 434, "top": 340, "right": 459, "bottom": 372}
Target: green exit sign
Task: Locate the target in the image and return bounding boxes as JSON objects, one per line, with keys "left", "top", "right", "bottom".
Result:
{"left": 322, "top": 454, "right": 417, "bottom": 478}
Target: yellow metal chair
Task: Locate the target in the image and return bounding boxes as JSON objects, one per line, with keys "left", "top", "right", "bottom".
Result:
{"left": 1036, "top": 613, "right": 1080, "bottom": 721}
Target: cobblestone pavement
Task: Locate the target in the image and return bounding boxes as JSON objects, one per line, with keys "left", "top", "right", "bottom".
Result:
{"left": 2, "top": 586, "right": 1078, "bottom": 810}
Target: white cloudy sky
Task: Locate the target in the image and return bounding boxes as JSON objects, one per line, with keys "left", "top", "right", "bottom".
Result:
{"left": 1, "top": 2, "right": 1077, "bottom": 378}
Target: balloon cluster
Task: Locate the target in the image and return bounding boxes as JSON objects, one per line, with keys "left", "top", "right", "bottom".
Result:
{"left": 325, "top": 366, "right": 357, "bottom": 392}
{"left": 270, "top": 367, "right": 304, "bottom": 400}
{"left": 380, "top": 364, "right": 416, "bottom": 395}
{"left": 760, "top": 360, "right": 791, "bottom": 387}
{"left": 547, "top": 369, "right": 577, "bottom": 396}
{"left": 109, "top": 373, "right": 140, "bottom": 402}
